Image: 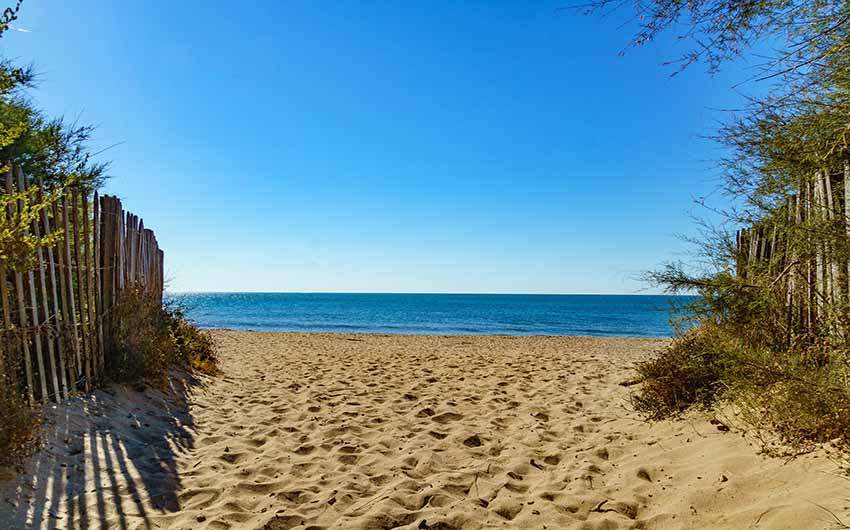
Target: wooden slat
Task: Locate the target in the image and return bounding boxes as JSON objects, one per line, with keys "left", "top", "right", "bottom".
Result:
{"left": 795, "top": 188, "right": 805, "bottom": 332}
{"left": 82, "top": 193, "right": 98, "bottom": 380}
{"left": 129, "top": 214, "right": 137, "bottom": 284}
{"left": 786, "top": 196, "right": 797, "bottom": 335}
{"left": 0, "top": 179, "right": 15, "bottom": 388}
{"left": 56, "top": 199, "right": 76, "bottom": 388}
{"left": 17, "top": 168, "right": 50, "bottom": 405}
{"left": 842, "top": 158, "right": 850, "bottom": 298}
{"left": 159, "top": 249, "right": 164, "bottom": 298}
{"left": 63, "top": 194, "right": 83, "bottom": 389}
{"left": 100, "top": 197, "right": 115, "bottom": 353}
{"left": 8, "top": 170, "right": 34, "bottom": 405}
{"left": 814, "top": 172, "right": 826, "bottom": 318}
{"left": 71, "top": 189, "right": 91, "bottom": 391}
{"left": 134, "top": 215, "right": 140, "bottom": 284}
{"left": 137, "top": 220, "right": 145, "bottom": 287}
{"left": 41, "top": 180, "right": 68, "bottom": 399}
{"left": 94, "top": 192, "right": 104, "bottom": 376}
{"left": 824, "top": 170, "right": 841, "bottom": 316}
{"left": 125, "top": 213, "right": 131, "bottom": 285}
{"left": 30, "top": 174, "right": 61, "bottom": 403}
{"left": 806, "top": 178, "right": 815, "bottom": 330}
{"left": 0, "top": 262, "right": 9, "bottom": 380}
{"left": 118, "top": 205, "right": 125, "bottom": 291}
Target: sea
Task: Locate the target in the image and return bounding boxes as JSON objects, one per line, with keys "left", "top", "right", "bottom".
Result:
{"left": 167, "top": 293, "right": 695, "bottom": 338}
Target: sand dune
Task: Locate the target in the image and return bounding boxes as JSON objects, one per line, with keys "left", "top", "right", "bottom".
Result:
{"left": 1, "top": 331, "right": 848, "bottom": 529}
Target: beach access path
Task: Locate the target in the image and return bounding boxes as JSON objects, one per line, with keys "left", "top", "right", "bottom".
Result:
{"left": 1, "top": 331, "right": 847, "bottom": 529}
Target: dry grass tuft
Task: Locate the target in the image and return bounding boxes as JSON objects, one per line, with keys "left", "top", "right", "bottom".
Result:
{"left": 0, "top": 379, "right": 40, "bottom": 466}
{"left": 633, "top": 324, "right": 850, "bottom": 454}
{"left": 106, "top": 284, "right": 218, "bottom": 387}
{"left": 631, "top": 325, "right": 728, "bottom": 419}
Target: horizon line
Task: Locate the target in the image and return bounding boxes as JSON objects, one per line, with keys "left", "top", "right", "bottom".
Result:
{"left": 165, "top": 290, "right": 690, "bottom": 296}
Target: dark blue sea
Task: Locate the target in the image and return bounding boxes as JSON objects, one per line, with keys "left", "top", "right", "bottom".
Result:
{"left": 167, "top": 293, "right": 694, "bottom": 338}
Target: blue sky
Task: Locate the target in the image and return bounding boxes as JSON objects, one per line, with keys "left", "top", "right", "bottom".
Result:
{"left": 1, "top": 1, "right": 755, "bottom": 293}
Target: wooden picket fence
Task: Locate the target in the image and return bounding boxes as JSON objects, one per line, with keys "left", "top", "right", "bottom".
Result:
{"left": 0, "top": 166, "right": 164, "bottom": 405}
{"left": 735, "top": 164, "right": 850, "bottom": 337}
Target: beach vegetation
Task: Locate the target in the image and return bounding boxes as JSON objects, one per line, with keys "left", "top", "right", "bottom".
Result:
{"left": 579, "top": 0, "right": 850, "bottom": 453}
{"left": 106, "top": 285, "right": 218, "bottom": 387}
{"left": 633, "top": 323, "right": 850, "bottom": 452}
{"left": 574, "top": 0, "right": 850, "bottom": 80}
{"left": 0, "top": 377, "right": 39, "bottom": 465}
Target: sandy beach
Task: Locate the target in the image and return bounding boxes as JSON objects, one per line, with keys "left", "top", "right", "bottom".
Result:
{"left": 1, "top": 330, "right": 848, "bottom": 530}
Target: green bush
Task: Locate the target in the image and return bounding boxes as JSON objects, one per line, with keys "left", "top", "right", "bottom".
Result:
{"left": 168, "top": 307, "right": 218, "bottom": 376}
{"left": 634, "top": 323, "right": 850, "bottom": 452}
{"left": 107, "top": 285, "right": 217, "bottom": 387}
{"left": 632, "top": 325, "right": 730, "bottom": 419}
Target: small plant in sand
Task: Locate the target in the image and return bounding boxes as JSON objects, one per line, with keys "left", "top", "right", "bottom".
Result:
{"left": 0, "top": 368, "right": 40, "bottom": 466}
{"left": 106, "top": 285, "right": 218, "bottom": 387}
{"left": 633, "top": 319, "right": 850, "bottom": 454}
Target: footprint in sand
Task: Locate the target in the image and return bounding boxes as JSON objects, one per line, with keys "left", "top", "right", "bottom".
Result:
{"left": 504, "top": 482, "right": 529, "bottom": 493}
{"left": 337, "top": 454, "right": 358, "bottom": 465}
{"left": 431, "top": 412, "right": 463, "bottom": 424}
{"left": 532, "top": 411, "right": 549, "bottom": 422}
{"left": 417, "top": 407, "right": 436, "bottom": 417}
{"left": 492, "top": 501, "right": 524, "bottom": 520}
{"left": 543, "top": 455, "right": 561, "bottom": 466}
{"left": 263, "top": 514, "right": 306, "bottom": 529}
{"left": 294, "top": 444, "right": 315, "bottom": 455}
{"left": 462, "top": 434, "right": 483, "bottom": 447}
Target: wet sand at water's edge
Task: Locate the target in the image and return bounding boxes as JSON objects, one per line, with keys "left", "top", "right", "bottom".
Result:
{"left": 1, "top": 330, "right": 848, "bottom": 529}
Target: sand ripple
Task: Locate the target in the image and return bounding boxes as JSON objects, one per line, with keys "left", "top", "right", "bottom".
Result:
{"left": 1, "top": 331, "right": 848, "bottom": 530}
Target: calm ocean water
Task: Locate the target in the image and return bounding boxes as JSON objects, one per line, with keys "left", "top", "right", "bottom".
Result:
{"left": 167, "top": 293, "right": 694, "bottom": 338}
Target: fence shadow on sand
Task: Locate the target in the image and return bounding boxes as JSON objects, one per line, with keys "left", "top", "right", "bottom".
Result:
{"left": 0, "top": 372, "right": 202, "bottom": 530}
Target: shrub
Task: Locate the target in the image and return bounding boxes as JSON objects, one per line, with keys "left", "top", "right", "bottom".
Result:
{"left": 633, "top": 322, "right": 850, "bottom": 452}
{"left": 106, "top": 284, "right": 217, "bottom": 386}
{"left": 168, "top": 306, "right": 218, "bottom": 375}
{"left": 631, "top": 325, "right": 730, "bottom": 419}
{"left": 0, "top": 378, "right": 40, "bottom": 466}
{"left": 730, "top": 345, "right": 850, "bottom": 452}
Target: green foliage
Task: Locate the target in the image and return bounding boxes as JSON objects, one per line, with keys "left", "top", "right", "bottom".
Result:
{"left": 0, "top": 0, "right": 105, "bottom": 276}
{"left": 0, "top": 1, "right": 105, "bottom": 190}
{"left": 169, "top": 308, "right": 218, "bottom": 376}
{"left": 635, "top": 324, "right": 850, "bottom": 451}
{"left": 107, "top": 285, "right": 218, "bottom": 387}
{"left": 576, "top": 0, "right": 850, "bottom": 454}
{"left": 0, "top": 184, "right": 63, "bottom": 271}
{"left": 649, "top": 258, "right": 800, "bottom": 349}
{"left": 632, "top": 326, "right": 729, "bottom": 418}
{"left": 576, "top": 0, "right": 850, "bottom": 78}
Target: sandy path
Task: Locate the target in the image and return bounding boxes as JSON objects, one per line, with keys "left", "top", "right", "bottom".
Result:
{"left": 1, "top": 331, "right": 848, "bottom": 529}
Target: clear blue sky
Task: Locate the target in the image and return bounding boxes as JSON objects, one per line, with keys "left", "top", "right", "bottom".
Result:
{"left": 1, "top": 1, "right": 754, "bottom": 293}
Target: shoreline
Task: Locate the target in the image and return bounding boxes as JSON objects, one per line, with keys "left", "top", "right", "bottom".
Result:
{"left": 198, "top": 328, "right": 675, "bottom": 340}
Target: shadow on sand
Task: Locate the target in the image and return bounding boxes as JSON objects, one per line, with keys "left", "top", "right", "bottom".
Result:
{"left": 0, "top": 371, "right": 203, "bottom": 530}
